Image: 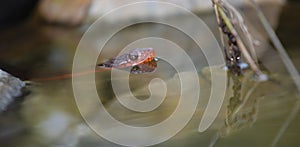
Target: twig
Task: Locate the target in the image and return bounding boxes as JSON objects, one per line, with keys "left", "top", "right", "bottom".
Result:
{"left": 222, "top": 1, "right": 259, "bottom": 63}
{"left": 249, "top": 0, "right": 300, "bottom": 146}
{"left": 249, "top": 0, "right": 300, "bottom": 93}
{"left": 214, "top": 1, "right": 267, "bottom": 80}
{"left": 271, "top": 100, "right": 300, "bottom": 147}
{"left": 213, "top": 3, "right": 230, "bottom": 62}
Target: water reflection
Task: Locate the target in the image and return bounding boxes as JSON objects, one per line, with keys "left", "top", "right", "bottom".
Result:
{"left": 1, "top": 55, "right": 299, "bottom": 147}
{"left": 210, "top": 72, "right": 261, "bottom": 146}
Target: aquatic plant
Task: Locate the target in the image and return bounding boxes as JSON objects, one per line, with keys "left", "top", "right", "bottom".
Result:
{"left": 212, "top": 0, "right": 267, "bottom": 80}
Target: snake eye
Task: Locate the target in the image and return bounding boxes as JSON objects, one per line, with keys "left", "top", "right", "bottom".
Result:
{"left": 129, "top": 53, "right": 138, "bottom": 60}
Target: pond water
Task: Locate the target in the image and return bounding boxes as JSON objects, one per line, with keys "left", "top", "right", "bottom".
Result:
{"left": 0, "top": 2, "right": 300, "bottom": 147}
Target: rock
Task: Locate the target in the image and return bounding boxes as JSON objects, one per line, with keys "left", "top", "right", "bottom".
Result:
{"left": 87, "top": 0, "right": 286, "bottom": 23}
{"left": 36, "top": 0, "right": 285, "bottom": 26}
{"left": 0, "top": 69, "right": 25, "bottom": 112}
{"left": 38, "top": 0, "right": 91, "bottom": 26}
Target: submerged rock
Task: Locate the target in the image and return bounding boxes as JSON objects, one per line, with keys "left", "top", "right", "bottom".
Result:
{"left": 0, "top": 69, "right": 25, "bottom": 112}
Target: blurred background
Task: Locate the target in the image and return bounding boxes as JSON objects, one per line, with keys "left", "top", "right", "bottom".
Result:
{"left": 0, "top": 0, "right": 300, "bottom": 147}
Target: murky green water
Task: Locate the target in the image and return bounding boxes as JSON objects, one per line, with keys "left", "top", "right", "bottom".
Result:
{"left": 1, "top": 2, "right": 300, "bottom": 147}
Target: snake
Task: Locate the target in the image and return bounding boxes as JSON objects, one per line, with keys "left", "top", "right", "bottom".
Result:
{"left": 98, "top": 48, "right": 158, "bottom": 74}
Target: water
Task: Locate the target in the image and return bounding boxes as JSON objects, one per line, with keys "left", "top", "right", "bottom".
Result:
{"left": 0, "top": 2, "right": 300, "bottom": 147}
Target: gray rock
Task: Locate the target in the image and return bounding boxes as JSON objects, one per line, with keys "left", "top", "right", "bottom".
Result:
{"left": 0, "top": 69, "right": 25, "bottom": 112}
